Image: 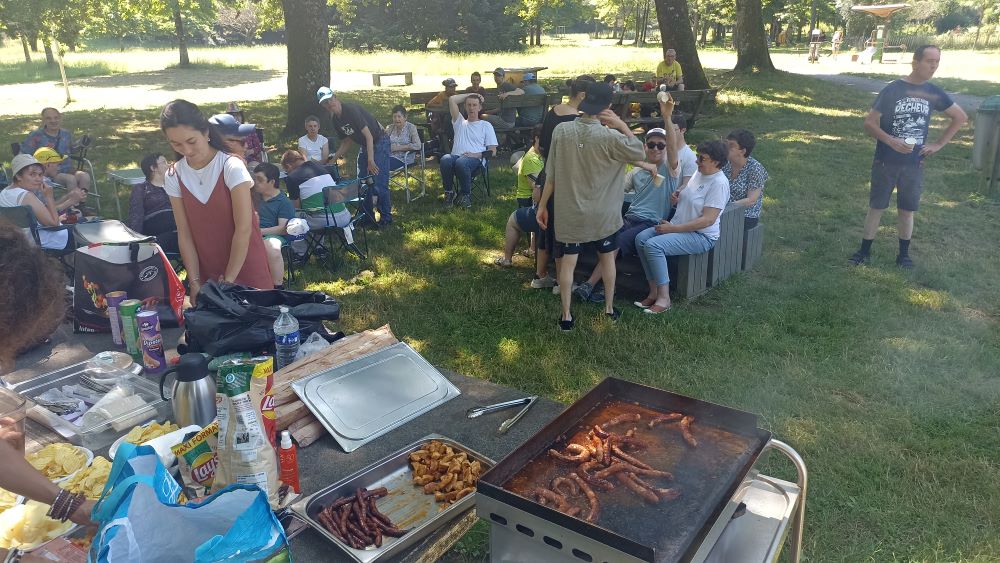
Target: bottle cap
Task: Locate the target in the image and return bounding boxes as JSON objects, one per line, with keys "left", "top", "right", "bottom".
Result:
{"left": 279, "top": 305, "right": 289, "bottom": 313}
{"left": 281, "top": 430, "right": 292, "bottom": 449}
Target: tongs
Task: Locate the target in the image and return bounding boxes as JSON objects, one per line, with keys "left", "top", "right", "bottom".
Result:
{"left": 465, "top": 396, "right": 539, "bottom": 435}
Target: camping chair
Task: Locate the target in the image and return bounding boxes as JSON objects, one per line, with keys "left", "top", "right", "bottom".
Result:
{"left": 66, "top": 135, "right": 102, "bottom": 216}
{"left": 0, "top": 205, "right": 75, "bottom": 276}
{"left": 470, "top": 154, "right": 492, "bottom": 200}
{"left": 388, "top": 130, "right": 427, "bottom": 203}
{"left": 301, "top": 176, "right": 372, "bottom": 271}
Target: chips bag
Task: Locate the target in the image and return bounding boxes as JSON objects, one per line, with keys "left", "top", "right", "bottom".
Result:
{"left": 170, "top": 421, "right": 220, "bottom": 498}
{"left": 212, "top": 357, "right": 280, "bottom": 508}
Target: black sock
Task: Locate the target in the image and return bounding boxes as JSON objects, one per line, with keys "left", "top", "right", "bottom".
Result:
{"left": 898, "top": 239, "right": 910, "bottom": 257}
{"left": 859, "top": 239, "right": 874, "bottom": 254}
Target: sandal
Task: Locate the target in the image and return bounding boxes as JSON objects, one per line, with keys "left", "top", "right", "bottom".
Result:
{"left": 558, "top": 317, "right": 574, "bottom": 331}
{"left": 633, "top": 298, "right": 655, "bottom": 309}
{"left": 494, "top": 257, "right": 513, "bottom": 267}
{"left": 643, "top": 304, "right": 672, "bottom": 314}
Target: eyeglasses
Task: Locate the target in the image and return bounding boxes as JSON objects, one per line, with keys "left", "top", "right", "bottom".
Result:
{"left": 697, "top": 154, "right": 711, "bottom": 162}
{"left": 646, "top": 142, "right": 667, "bottom": 150}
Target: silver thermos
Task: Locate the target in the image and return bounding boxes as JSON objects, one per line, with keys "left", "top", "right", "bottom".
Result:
{"left": 159, "top": 353, "right": 217, "bottom": 428}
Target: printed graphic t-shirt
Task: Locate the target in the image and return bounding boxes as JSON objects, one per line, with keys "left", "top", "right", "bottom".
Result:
{"left": 872, "top": 79, "right": 953, "bottom": 166}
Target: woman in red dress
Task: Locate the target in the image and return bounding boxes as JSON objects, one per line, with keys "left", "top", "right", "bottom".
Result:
{"left": 160, "top": 99, "right": 273, "bottom": 304}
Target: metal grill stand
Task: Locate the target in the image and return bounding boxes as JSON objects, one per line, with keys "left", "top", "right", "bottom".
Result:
{"left": 483, "top": 439, "right": 807, "bottom": 563}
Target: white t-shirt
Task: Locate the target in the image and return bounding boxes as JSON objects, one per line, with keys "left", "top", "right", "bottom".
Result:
{"left": 678, "top": 145, "right": 697, "bottom": 184}
{"left": 298, "top": 134, "right": 329, "bottom": 162}
{"left": 671, "top": 170, "right": 730, "bottom": 240}
{"left": 164, "top": 152, "right": 253, "bottom": 204}
{"left": 451, "top": 116, "right": 498, "bottom": 156}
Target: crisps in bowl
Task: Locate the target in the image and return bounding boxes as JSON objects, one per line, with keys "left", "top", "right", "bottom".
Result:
{"left": 26, "top": 443, "right": 88, "bottom": 481}
{"left": 63, "top": 456, "right": 112, "bottom": 500}
{"left": 0, "top": 488, "right": 18, "bottom": 513}
{"left": 124, "top": 421, "right": 179, "bottom": 445}
{"left": 0, "top": 500, "right": 74, "bottom": 550}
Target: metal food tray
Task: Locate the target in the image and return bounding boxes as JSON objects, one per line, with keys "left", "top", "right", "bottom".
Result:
{"left": 290, "top": 434, "right": 494, "bottom": 563}
{"left": 292, "top": 343, "right": 461, "bottom": 452}
{"left": 10, "top": 361, "right": 169, "bottom": 450}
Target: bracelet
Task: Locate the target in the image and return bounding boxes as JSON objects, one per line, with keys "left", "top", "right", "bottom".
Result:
{"left": 47, "top": 489, "right": 86, "bottom": 522}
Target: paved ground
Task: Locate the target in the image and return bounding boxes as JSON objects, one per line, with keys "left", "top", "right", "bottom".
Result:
{"left": 807, "top": 72, "right": 986, "bottom": 113}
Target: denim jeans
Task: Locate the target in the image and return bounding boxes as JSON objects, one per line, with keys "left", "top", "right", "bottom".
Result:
{"left": 617, "top": 215, "right": 657, "bottom": 257}
{"left": 635, "top": 228, "right": 715, "bottom": 286}
{"left": 357, "top": 135, "right": 392, "bottom": 223}
{"left": 439, "top": 154, "right": 482, "bottom": 195}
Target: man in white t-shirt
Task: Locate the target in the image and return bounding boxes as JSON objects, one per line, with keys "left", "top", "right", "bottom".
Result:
{"left": 671, "top": 114, "right": 697, "bottom": 190}
{"left": 440, "top": 93, "right": 498, "bottom": 209}
{"left": 297, "top": 115, "right": 330, "bottom": 163}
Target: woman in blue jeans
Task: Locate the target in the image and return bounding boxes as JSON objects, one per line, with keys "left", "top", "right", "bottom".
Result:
{"left": 634, "top": 140, "right": 731, "bottom": 314}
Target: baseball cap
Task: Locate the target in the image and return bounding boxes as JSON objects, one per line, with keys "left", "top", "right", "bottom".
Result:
{"left": 316, "top": 86, "right": 334, "bottom": 104}
{"left": 33, "top": 147, "right": 66, "bottom": 164}
{"left": 442, "top": 78, "right": 457, "bottom": 87}
{"left": 493, "top": 67, "right": 505, "bottom": 76}
{"left": 12, "top": 153, "right": 43, "bottom": 177}
{"left": 209, "top": 114, "right": 256, "bottom": 138}
{"left": 579, "top": 82, "right": 614, "bottom": 115}
{"left": 523, "top": 72, "right": 536, "bottom": 81}
{"left": 646, "top": 128, "right": 667, "bottom": 140}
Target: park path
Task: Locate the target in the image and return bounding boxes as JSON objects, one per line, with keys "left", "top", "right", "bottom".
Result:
{"left": 807, "top": 73, "right": 986, "bottom": 113}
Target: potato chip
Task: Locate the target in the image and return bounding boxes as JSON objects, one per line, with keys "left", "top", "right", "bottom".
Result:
{"left": 0, "top": 500, "right": 73, "bottom": 549}
{"left": 0, "top": 488, "right": 18, "bottom": 513}
{"left": 63, "top": 456, "right": 112, "bottom": 500}
{"left": 26, "top": 444, "right": 86, "bottom": 480}
{"left": 123, "top": 421, "right": 179, "bottom": 445}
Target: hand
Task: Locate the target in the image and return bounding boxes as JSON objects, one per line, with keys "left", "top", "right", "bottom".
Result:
{"left": 41, "top": 183, "right": 54, "bottom": 198}
{"left": 886, "top": 136, "right": 915, "bottom": 155}
{"left": 654, "top": 221, "right": 674, "bottom": 234}
{"left": 499, "top": 92, "right": 509, "bottom": 100}
{"left": 367, "top": 158, "right": 380, "bottom": 176}
{"left": 70, "top": 499, "right": 97, "bottom": 527}
{"left": 596, "top": 109, "right": 626, "bottom": 131}
{"left": 638, "top": 162, "right": 657, "bottom": 174}
{"left": 188, "top": 279, "right": 202, "bottom": 306}
{"left": 536, "top": 206, "right": 549, "bottom": 230}
{"left": 69, "top": 187, "right": 87, "bottom": 205}
{"left": 670, "top": 190, "right": 681, "bottom": 206}
{"left": 920, "top": 142, "right": 943, "bottom": 157}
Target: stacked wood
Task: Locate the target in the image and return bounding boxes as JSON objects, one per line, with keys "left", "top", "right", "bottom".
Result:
{"left": 273, "top": 325, "right": 399, "bottom": 446}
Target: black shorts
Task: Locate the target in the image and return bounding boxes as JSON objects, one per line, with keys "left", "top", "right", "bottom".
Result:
{"left": 537, "top": 197, "right": 556, "bottom": 254}
{"left": 513, "top": 206, "right": 539, "bottom": 232}
{"left": 553, "top": 232, "right": 620, "bottom": 259}
{"left": 870, "top": 160, "right": 924, "bottom": 211}
{"left": 516, "top": 197, "right": 533, "bottom": 208}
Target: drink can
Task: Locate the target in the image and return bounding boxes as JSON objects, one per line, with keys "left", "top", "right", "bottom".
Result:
{"left": 137, "top": 310, "right": 166, "bottom": 375}
{"left": 106, "top": 291, "right": 128, "bottom": 347}
{"left": 119, "top": 299, "right": 143, "bottom": 362}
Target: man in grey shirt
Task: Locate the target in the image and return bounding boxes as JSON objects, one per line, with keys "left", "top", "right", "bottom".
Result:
{"left": 482, "top": 68, "right": 521, "bottom": 129}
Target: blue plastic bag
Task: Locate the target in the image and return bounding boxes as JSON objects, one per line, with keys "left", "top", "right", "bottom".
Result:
{"left": 91, "top": 442, "right": 288, "bottom": 562}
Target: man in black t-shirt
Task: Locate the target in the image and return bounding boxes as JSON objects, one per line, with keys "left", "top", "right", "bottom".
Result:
{"left": 317, "top": 87, "right": 393, "bottom": 227}
{"left": 848, "top": 45, "right": 967, "bottom": 269}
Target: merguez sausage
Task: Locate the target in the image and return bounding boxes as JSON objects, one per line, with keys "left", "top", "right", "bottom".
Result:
{"left": 569, "top": 473, "right": 601, "bottom": 523}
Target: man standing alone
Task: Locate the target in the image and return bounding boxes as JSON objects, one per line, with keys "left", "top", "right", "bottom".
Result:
{"left": 848, "top": 45, "right": 967, "bottom": 268}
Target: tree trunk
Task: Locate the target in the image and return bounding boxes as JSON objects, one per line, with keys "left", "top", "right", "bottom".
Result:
{"left": 653, "top": 0, "right": 710, "bottom": 90}
{"left": 282, "top": 0, "right": 330, "bottom": 134}
{"left": 536, "top": 21, "right": 542, "bottom": 46}
{"left": 29, "top": 33, "right": 39, "bottom": 52}
{"left": 173, "top": 0, "right": 190, "bottom": 67}
{"left": 734, "top": 0, "right": 775, "bottom": 71}
{"left": 700, "top": 20, "right": 709, "bottom": 45}
{"left": 42, "top": 37, "right": 55, "bottom": 67}
{"left": 20, "top": 34, "right": 32, "bottom": 63}
{"left": 691, "top": 10, "right": 700, "bottom": 39}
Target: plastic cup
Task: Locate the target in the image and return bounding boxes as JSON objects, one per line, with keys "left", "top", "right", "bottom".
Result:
{"left": 0, "top": 386, "right": 27, "bottom": 454}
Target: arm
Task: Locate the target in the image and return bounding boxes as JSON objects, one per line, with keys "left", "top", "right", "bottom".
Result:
{"left": 170, "top": 195, "right": 202, "bottom": 302}
{"left": 25, "top": 192, "right": 60, "bottom": 227}
{"left": 921, "top": 104, "right": 968, "bottom": 157}
{"left": 864, "top": 109, "right": 912, "bottom": 154}
{"left": 499, "top": 87, "right": 524, "bottom": 100}
{"left": 656, "top": 206, "right": 722, "bottom": 233}
{"left": 0, "top": 440, "right": 94, "bottom": 526}
{"left": 321, "top": 140, "right": 330, "bottom": 163}
{"left": 332, "top": 137, "right": 354, "bottom": 161}
{"left": 407, "top": 124, "right": 422, "bottom": 150}
{"left": 536, "top": 177, "right": 555, "bottom": 230}
{"left": 732, "top": 188, "right": 762, "bottom": 209}
{"left": 359, "top": 126, "right": 379, "bottom": 175}
{"left": 260, "top": 217, "right": 289, "bottom": 237}
{"left": 223, "top": 182, "right": 254, "bottom": 283}
{"left": 659, "top": 97, "right": 679, "bottom": 171}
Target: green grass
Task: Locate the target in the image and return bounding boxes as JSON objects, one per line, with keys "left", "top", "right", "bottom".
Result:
{"left": 842, "top": 71, "right": 1000, "bottom": 99}
{"left": 1, "top": 58, "right": 998, "bottom": 561}
{"left": 164, "top": 59, "right": 261, "bottom": 71}
{"left": 0, "top": 59, "right": 125, "bottom": 85}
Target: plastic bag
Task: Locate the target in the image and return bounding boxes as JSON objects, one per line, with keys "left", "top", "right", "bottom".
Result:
{"left": 293, "top": 331, "right": 330, "bottom": 362}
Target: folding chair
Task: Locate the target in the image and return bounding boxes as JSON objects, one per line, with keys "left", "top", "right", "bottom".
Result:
{"left": 470, "top": 154, "right": 492, "bottom": 200}
{"left": 301, "top": 177, "right": 371, "bottom": 271}
{"left": 388, "top": 130, "right": 427, "bottom": 203}
{"left": 66, "top": 135, "right": 103, "bottom": 216}
{"left": 0, "top": 205, "right": 75, "bottom": 276}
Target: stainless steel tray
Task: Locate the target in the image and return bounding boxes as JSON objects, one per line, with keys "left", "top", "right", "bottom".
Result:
{"left": 290, "top": 434, "right": 494, "bottom": 563}
{"left": 292, "top": 342, "right": 461, "bottom": 452}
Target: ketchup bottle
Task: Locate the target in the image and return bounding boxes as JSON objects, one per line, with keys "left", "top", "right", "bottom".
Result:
{"left": 278, "top": 430, "right": 301, "bottom": 494}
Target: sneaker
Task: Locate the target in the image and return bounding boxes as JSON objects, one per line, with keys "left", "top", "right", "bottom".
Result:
{"left": 530, "top": 275, "right": 556, "bottom": 289}
{"left": 606, "top": 307, "right": 621, "bottom": 322}
{"left": 848, "top": 251, "right": 869, "bottom": 266}
{"left": 457, "top": 194, "right": 472, "bottom": 209}
{"left": 589, "top": 287, "right": 605, "bottom": 303}
{"left": 896, "top": 254, "right": 914, "bottom": 269}
{"left": 443, "top": 192, "right": 456, "bottom": 206}
{"left": 552, "top": 282, "right": 578, "bottom": 295}
{"left": 573, "top": 282, "right": 594, "bottom": 302}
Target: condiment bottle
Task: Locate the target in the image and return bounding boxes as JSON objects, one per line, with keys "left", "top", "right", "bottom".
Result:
{"left": 279, "top": 430, "right": 300, "bottom": 494}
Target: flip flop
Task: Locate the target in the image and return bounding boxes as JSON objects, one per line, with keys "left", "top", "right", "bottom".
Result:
{"left": 643, "top": 304, "right": 672, "bottom": 314}
{"left": 494, "top": 257, "right": 513, "bottom": 267}
{"left": 633, "top": 300, "right": 654, "bottom": 309}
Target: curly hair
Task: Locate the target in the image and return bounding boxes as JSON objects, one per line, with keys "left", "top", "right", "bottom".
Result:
{"left": 0, "top": 221, "right": 65, "bottom": 371}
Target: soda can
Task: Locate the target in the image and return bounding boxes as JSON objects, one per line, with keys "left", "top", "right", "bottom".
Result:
{"left": 119, "top": 299, "right": 143, "bottom": 362}
{"left": 137, "top": 310, "right": 166, "bottom": 375}
{"left": 106, "top": 291, "right": 128, "bottom": 347}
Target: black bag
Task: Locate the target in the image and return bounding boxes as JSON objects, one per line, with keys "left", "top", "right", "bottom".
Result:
{"left": 183, "top": 281, "right": 340, "bottom": 357}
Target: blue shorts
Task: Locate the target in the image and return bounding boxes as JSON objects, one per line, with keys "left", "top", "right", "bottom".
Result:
{"left": 514, "top": 206, "right": 539, "bottom": 232}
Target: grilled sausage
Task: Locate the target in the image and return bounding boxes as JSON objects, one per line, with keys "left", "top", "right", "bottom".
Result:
{"left": 552, "top": 476, "right": 580, "bottom": 497}
{"left": 648, "top": 413, "right": 684, "bottom": 428}
{"left": 617, "top": 472, "right": 660, "bottom": 503}
{"left": 680, "top": 416, "right": 698, "bottom": 447}
{"left": 569, "top": 473, "right": 601, "bottom": 523}
{"left": 601, "top": 413, "right": 641, "bottom": 430}
{"left": 611, "top": 445, "right": 653, "bottom": 470}
{"left": 548, "top": 443, "right": 591, "bottom": 463}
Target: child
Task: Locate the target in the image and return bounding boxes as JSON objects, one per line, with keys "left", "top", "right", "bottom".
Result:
{"left": 297, "top": 115, "right": 330, "bottom": 163}
{"left": 252, "top": 162, "right": 295, "bottom": 289}
{"left": 494, "top": 125, "right": 544, "bottom": 266}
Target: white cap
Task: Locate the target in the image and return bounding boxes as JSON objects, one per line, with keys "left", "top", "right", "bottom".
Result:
{"left": 281, "top": 430, "right": 292, "bottom": 449}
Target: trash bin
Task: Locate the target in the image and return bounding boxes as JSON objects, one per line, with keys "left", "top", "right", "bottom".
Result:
{"left": 973, "top": 96, "right": 1000, "bottom": 195}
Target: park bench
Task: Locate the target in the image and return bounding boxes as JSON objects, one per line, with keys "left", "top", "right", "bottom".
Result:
{"left": 611, "top": 89, "right": 718, "bottom": 130}
{"left": 372, "top": 72, "right": 413, "bottom": 87}
{"left": 413, "top": 92, "right": 559, "bottom": 153}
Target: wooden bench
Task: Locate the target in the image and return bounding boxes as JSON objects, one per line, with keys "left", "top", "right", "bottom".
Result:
{"left": 742, "top": 223, "right": 763, "bottom": 271}
{"left": 372, "top": 72, "right": 413, "bottom": 87}
{"left": 708, "top": 202, "right": 746, "bottom": 287}
{"left": 611, "top": 89, "right": 717, "bottom": 130}
{"left": 418, "top": 93, "right": 561, "bottom": 154}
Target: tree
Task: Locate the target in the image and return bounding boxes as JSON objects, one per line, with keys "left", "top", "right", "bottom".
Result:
{"left": 653, "top": 0, "right": 711, "bottom": 90}
{"left": 734, "top": 0, "right": 775, "bottom": 71}
{"left": 281, "top": 0, "right": 329, "bottom": 134}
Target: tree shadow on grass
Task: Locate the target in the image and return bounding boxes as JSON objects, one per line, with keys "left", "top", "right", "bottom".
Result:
{"left": 70, "top": 67, "right": 284, "bottom": 90}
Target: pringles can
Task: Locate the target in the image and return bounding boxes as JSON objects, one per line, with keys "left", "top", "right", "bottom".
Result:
{"left": 137, "top": 310, "right": 166, "bottom": 375}
{"left": 105, "top": 291, "right": 128, "bottom": 347}
{"left": 119, "top": 299, "right": 143, "bottom": 362}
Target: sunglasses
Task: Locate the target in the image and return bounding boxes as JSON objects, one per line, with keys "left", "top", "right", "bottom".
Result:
{"left": 646, "top": 142, "right": 667, "bottom": 150}
{"left": 226, "top": 137, "right": 247, "bottom": 146}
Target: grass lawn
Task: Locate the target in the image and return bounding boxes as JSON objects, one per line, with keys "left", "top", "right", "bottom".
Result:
{"left": 1, "top": 48, "right": 998, "bottom": 560}
{"left": 842, "top": 71, "right": 1000, "bottom": 99}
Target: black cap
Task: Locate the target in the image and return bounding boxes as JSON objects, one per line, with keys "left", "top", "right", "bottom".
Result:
{"left": 173, "top": 353, "right": 210, "bottom": 382}
{"left": 579, "top": 82, "right": 614, "bottom": 115}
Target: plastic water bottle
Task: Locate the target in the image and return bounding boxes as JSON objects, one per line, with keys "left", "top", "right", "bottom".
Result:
{"left": 273, "top": 306, "right": 300, "bottom": 371}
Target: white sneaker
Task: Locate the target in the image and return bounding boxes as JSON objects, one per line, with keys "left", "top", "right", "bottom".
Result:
{"left": 552, "top": 282, "right": 578, "bottom": 295}
{"left": 530, "top": 275, "right": 556, "bottom": 289}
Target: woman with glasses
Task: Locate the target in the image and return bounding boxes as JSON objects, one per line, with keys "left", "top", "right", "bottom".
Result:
{"left": 127, "top": 153, "right": 178, "bottom": 253}
{"left": 162, "top": 100, "right": 273, "bottom": 304}
{"left": 722, "top": 129, "right": 768, "bottom": 229}
{"left": 633, "top": 140, "right": 731, "bottom": 314}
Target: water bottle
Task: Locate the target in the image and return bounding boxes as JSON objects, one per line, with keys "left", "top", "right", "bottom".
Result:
{"left": 273, "top": 305, "right": 300, "bottom": 371}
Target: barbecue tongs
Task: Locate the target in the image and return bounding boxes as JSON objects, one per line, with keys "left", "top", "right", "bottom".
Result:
{"left": 466, "top": 396, "right": 539, "bottom": 435}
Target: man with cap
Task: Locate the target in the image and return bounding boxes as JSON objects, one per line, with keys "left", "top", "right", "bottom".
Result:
{"left": 440, "top": 93, "right": 498, "bottom": 209}
{"left": 21, "top": 107, "right": 92, "bottom": 194}
{"left": 317, "top": 86, "right": 393, "bottom": 227}
{"left": 32, "top": 148, "right": 87, "bottom": 215}
{"left": 481, "top": 68, "right": 524, "bottom": 130}
{"left": 209, "top": 113, "right": 262, "bottom": 167}
{"left": 516, "top": 72, "right": 546, "bottom": 127}
{"left": 573, "top": 96, "right": 683, "bottom": 304}
{"left": 536, "top": 82, "right": 646, "bottom": 330}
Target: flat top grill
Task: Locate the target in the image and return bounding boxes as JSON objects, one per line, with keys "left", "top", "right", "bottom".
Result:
{"left": 479, "top": 378, "right": 771, "bottom": 562}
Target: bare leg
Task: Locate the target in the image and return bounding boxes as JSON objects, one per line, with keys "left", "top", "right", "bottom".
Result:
{"left": 264, "top": 238, "right": 285, "bottom": 286}
{"left": 55, "top": 172, "right": 78, "bottom": 190}
{"left": 558, "top": 254, "right": 578, "bottom": 322}
{"left": 651, "top": 283, "right": 671, "bottom": 311}
{"left": 75, "top": 171, "right": 91, "bottom": 192}
{"left": 897, "top": 210, "right": 913, "bottom": 240}
{"left": 862, "top": 208, "right": 885, "bottom": 239}
{"left": 502, "top": 212, "right": 522, "bottom": 261}
{"left": 597, "top": 251, "right": 616, "bottom": 314}
{"left": 536, "top": 248, "right": 550, "bottom": 278}
{"left": 640, "top": 281, "right": 657, "bottom": 307}
{"left": 586, "top": 248, "right": 618, "bottom": 287}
